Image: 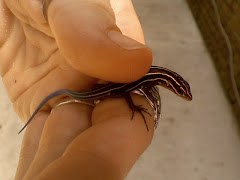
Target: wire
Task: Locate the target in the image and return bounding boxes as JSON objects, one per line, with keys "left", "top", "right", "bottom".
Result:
{"left": 211, "top": 0, "right": 240, "bottom": 107}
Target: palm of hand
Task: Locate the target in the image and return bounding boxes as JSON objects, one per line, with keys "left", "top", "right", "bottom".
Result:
{"left": 0, "top": 1, "right": 153, "bottom": 179}
{"left": 0, "top": 1, "right": 97, "bottom": 122}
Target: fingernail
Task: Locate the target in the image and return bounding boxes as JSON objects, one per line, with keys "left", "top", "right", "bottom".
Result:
{"left": 108, "top": 30, "right": 146, "bottom": 50}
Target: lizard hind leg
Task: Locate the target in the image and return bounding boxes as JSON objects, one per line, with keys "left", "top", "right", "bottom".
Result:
{"left": 124, "top": 94, "right": 152, "bottom": 131}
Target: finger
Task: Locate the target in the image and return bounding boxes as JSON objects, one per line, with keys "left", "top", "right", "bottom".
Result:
{"left": 35, "top": 94, "right": 154, "bottom": 179}
{"left": 46, "top": 0, "right": 152, "bottom": 83}
{"left": 110, "top": 0, "right": 145, "bottom": 44}
{"left": 15, "top": 112, "right": 48, "bottom": 180}
{"left": 21, "top": 103, "right": 92, "bottom": 180}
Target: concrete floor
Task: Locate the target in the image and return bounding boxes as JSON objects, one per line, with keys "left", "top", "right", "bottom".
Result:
{"left": 1, "top": 0, "right": 240, "bottom": 179}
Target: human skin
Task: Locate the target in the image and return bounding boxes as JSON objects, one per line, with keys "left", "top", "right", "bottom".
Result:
{"left": 0, "top": 0, "right": 154, "bottom": 179}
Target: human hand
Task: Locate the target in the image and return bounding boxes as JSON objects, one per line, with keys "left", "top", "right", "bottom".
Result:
{"left": 0, "top": 0, "right": 154, "bottom": 179}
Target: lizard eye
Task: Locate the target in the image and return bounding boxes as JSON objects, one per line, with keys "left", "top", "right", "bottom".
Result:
{"left": 178, "top": 89, "right": 186, "bottom": 96}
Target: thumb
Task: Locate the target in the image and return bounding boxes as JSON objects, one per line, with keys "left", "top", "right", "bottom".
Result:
{"left": 45, "top": 0, "right": 152, "bottom": 83}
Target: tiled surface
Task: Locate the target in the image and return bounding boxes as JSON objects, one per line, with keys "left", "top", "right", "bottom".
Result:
{"left": 0, "top": 0, "right": 240, "bottom": 179}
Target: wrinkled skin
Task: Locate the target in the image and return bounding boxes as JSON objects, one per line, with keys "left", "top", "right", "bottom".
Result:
{"left": 0, "top": 0, "right": 154, "bottom": 179}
